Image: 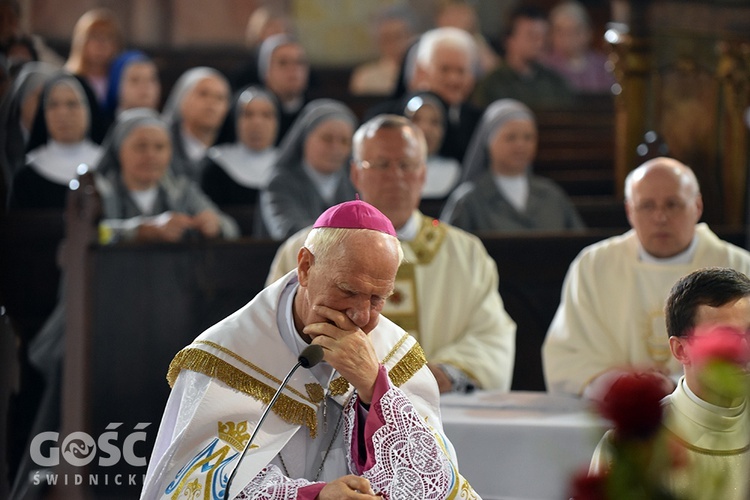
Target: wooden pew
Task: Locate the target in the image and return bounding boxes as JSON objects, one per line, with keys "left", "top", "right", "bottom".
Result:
{"left": 534, "top": 95, "right": 616, "bottom": 198}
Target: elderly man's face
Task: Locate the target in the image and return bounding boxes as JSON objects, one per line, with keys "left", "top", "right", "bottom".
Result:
{"left": 626, "top": 165, "right": 703, "bottom": 258}
{"left": 350, "top": 127, "right": 426, "bottom": 231}
{"left": 297, "top": 231, "right": 399, "bottom": 336}
{"left": 424, "top": 44, "right": 475, "bottom": 106}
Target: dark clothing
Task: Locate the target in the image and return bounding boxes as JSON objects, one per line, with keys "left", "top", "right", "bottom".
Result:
{"left": 441, "top": 170, "right": 585, "bottom": 233}
{"left": 167, "top": 121, "right": 204, "bottom": 183}
{"left": 472, "top": 62, "right": 575, "bottom": 110}
{"left": 258, "top": 165, "right": 357, "bottom": 240}
{"left": 276, "top": 101, "right": 305, "bottom": 146}
{"left": 200, "top": 157, "right": 262, "bottom": 207}
{"left": 9, "top": 167, "right": 68, "bottom": 210}
{"left": 443, "top": 102, "right": 482, "bottom": 163}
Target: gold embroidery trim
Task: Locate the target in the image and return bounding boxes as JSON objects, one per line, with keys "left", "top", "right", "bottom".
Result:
{"left": 407, "top": 214, "right": 446, "bottom": 265}
{"left": 386, "top": 262, "right": 421, "bottom": 336}
{"left": 305, "top": 383, "right": 325, "bottom": 403}
{"left": 388, "top": 342, "right": 427, "bottom": 387}
{"left": 329, "top": 377, "right": 350, "bottom": 395}
{"left": 188, "top": 340, "right": 315, "bottom": 404}
{"left": 168, "top": 348, "right": 319, "bottom": 438}
{"left": 382, "top": 332, "right": 411, "bottom": 365}
{"left": 167, "top": 334, "right": 423, "bottom": 437}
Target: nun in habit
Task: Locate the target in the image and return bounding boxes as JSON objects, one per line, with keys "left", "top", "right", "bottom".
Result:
{"left": 256, "top": 33, "right": 310, "bottom": 144}
{"left": 440, "top": 98, "right": 585, "bottom": 233}
{"left": 258, "top": 98, "right": 358, "bottom": 240}
{"left": 200, "top": 86, "right": 279, "bottom": 208}
{"left": 94, "top": 109, "right": 239, "bottom": 242}
{"left": 160, "top": 66, "right": 230, "bottom": 182}
{"left": 0, "top": 61, "right": 57, "bottom": 202}
{"left": 401, "top": 91, "right": 461, "bottom": 204}
{"left": 9, "top": 72, "right": 103, "bottom": 210}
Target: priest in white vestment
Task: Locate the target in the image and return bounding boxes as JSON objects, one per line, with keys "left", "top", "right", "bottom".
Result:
{"left": 140, "top": 200, "right": 479, "bottom": 499}
{"left": 589, "top": 267, "right": 750, "bottom": 499}
{"left": 543, "top": 157, "right": 750, "bottom": 397}
{"left": 267, "top": 114, "right": 516, "bottom": 393}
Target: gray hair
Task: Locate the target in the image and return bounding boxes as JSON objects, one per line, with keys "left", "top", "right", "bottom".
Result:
{"left": 304, "top": 227, "right": 404, "bottom": 266}
{"left": 351, "top": 114, "right": 427, "bottom": 164}
{"left": 549, "top": 1, "right": 591, "bottom": 29}
{"left": 624, "top": 157, "right": 700, "bottom": 201}
{"left": 415, "top": 27, "right": 478, "bottom": 70}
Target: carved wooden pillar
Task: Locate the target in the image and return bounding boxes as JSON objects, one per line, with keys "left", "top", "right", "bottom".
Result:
{"left": 609, "top": 0, "right": 750, "bottom": 225}
{"left": 608, "top": 0, "right": 652, "bottom": 200}
{"left": 716, "top": 41, "right": 750, "bottom": 226}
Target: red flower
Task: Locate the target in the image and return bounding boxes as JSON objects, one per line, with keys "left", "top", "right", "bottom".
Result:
{"left": 596, "top": 372, "right": 670, "bottom": 440}
{"left": 568, "top": 467, "right": 608, "bottom": 500}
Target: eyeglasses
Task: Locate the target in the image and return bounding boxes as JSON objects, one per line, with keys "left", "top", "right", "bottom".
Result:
{"left": 358, "top": 159, "right": 422, "bottom": 173}
{"left": 632, "top": 199, "right": 690, "bottom": 218}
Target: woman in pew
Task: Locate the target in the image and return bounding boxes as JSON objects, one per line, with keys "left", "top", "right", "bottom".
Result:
{"left": 0, "top": 61, "right": 57, "bottom": 199}
{"left": 102, "top": 49, "right": 161, "bottom": 121}
{"left": 9, "top": 72, "right": 103, "bottom": 210}
{"left": 64, "top": 8, "right": 122, "bottom": 108}
{"left": 200, "top": 85, "right": 279, "bottom": 208}
{"left": 257, "top": 98, "right": 357, "bottom": 240}
{"left": 440, "top": 98, "right": 585, "bottom": 233}
{"left": 400, "top": 91, "right": 461, "bottom": 213}
{"left": 94, "top": 109, "right": 239, "bottom": 242}
{"left": 161, "top": 66, "right": 231, "bottom": 183}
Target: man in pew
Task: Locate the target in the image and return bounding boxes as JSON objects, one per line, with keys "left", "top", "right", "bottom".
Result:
{"left": 542, "top": 157, "right": 750, "bottom": 398}
{"left": 141, "top": 199, "right": 478, "bottom": 499}
{"left": 267, "top": 114, "right": 516, "bottom": 393}
{"left": 365, "top": 27, "right": 483, "bottom": 163}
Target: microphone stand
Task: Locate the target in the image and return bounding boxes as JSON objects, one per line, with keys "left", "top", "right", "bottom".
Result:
{"left": 224, "top": 345, "right": 323, "bottom": 499}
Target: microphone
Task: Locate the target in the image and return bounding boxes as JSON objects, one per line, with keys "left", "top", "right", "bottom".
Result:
{"left": 224, "top": 344, "right": 324, "bottom": 499}
{"left": 299, "top": 343, "right": 324, "bottom": 368}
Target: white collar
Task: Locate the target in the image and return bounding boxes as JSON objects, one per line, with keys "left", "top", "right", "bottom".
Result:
{"left": 302, "top": 163, "right": 341, "bottom": 203}
{"left": 493, "top": 172, "right": 529, "bottom": 212}
{"left": 26, "top": 140, "right": 102, "bottom": 185}
{"left": 181, "top": 128, "right": 208, "bottom": 162}
{"left": 281, "top": 96, "right": 304, "bottom": 113}
{"left": 396, "top": 211, "right": 420, "bottom": 241}
{"left": 423, "top": 156, "right": 461, "bottom": 198}
{"left": 208, "top": 144, "right": 278, "bottom": 188}
{"left": 682, "top": 377, "right": 744, "bottom": 418}
{"left": 129, "top": 186, "right": 160, "bottom": 215}
{"left": 638, "top": 235, "right": 698, "bottom": 264}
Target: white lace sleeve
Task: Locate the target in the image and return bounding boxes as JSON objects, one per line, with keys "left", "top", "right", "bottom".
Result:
{"left": 234, "top": 464, "right": 323, "bottom": 500}
{"left": 345, "top": 387, "right": 456, "bottom": 499}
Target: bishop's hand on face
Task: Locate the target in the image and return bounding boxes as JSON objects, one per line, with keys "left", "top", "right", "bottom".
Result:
{"left": 303, "top": 304, "right": 380, "bottom": 404}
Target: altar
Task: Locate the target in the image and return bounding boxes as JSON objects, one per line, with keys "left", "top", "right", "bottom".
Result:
{"left": 441, "top": 391, "right": 609, "bottom": 500}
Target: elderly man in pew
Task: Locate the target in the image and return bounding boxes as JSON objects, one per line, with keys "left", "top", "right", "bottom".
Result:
{"left": 267, "top": 114, "right": 516, "bottom": 394}
{"left": 542, "top": 157, "right": 750, "bottom": 398}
